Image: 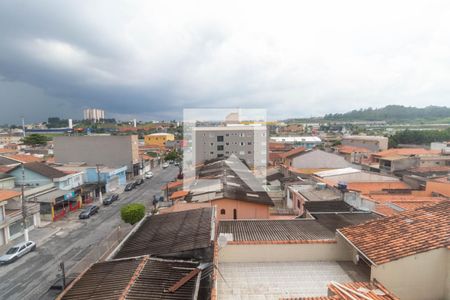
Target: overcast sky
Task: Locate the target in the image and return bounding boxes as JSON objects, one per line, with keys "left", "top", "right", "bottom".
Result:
{"left": 1, "top": 0, "right": 450, "bottom": 124}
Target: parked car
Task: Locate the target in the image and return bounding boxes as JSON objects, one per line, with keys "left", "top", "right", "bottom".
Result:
{"left": 103, "top": 194, "right": 119, "bottom": 205}
{"left": 174, "top": 161, "right": 180, "bottom": 166}
{"left": 0, "top": 241, "right": 36, "bottom": 265}
{"left": 79, "top": 205, "right": 99, "bottom": 219}
{"left": 144, "top": 171, "right": 153, "bottom": 179}
{"left": 162, "top": 162, "right": 169, "bottom": 169}
{"left": 124, "top": 183, "right": 135, "bottom": 191}
{"left": 135, "top": 178, "right": 144, "bottom": 185}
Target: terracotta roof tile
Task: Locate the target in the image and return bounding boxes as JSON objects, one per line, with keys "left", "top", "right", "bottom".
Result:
{"left": 328, "top": 281, "right": 399, "bottom": 300}
{"left": 346, "top": 182, "right": 411, "bottom": 194}
{"left": 169, "top": 190, "right": 189, "bottom": 200}
{"left": 4, "top": 154, "right": 43, "bottom": 163}
{"left": 281, "top": 146, "right": 306, "bottom": 159}
{"left": 337, "top": 145, "right": 371, "bottom": 154}
{"left": 0, "top": 189, "right": 21, "bottom": 202}
{"left": 338, "top": 201, "right": 450, "bottom": 265}
{"left": 373, "top": 148, "right": 440, "bottom": 157}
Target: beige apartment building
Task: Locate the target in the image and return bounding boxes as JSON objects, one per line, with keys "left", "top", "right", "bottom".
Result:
{"left": 192, "top": 125, "right": 267, "bottom": 167}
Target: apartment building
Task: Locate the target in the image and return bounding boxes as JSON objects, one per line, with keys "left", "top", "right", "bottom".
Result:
{"left": 192, "top": 125, "right": 267, "bottom": 167}
{"left": 83, "top": 108, "right": 105, "bottom": 122}
{"left": 143, "top": 132, "right": 174, "bottom": 147}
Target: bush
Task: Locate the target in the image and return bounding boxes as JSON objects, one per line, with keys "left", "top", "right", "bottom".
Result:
{"left": 121, "top": 203, "right": 145, "bottom": 225}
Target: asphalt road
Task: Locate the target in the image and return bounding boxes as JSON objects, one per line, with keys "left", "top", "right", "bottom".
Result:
{"left": 0, "top": 166, "right": 178, "bottom": 300}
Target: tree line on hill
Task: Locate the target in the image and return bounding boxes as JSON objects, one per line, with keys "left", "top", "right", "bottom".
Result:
{"left": 388, "top": 128, "right": 450, "bottom": 148}
{"left": 324, "top": 105, "right": 450, "bottom": 122}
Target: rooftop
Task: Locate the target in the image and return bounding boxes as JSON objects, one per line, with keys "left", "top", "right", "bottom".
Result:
{"left": 8, "top": 162, "right": 68, "bottom": 179}
{"left": 338, "top": 201, "right": 450, "bottom": 265}
{"left": 218, "top": 219, "right": 335, "bottom": 243}
{"left": 114, "top": 208, "right": 213, "bottom": 259}
{"left": 217, "top": 261, "right": 356, "bottom": 300}
{"left": 281, "top": 146, "right": 306, "bottom": 159}
{"left": 346, "top": 181, "right": 411, "bottom": 194}
{"left": 304, "top": 200, "right": 355, "bottom": 213}
{"left": 373, "top": 148, "right": 440, "bottom": 157}
{"left": 59, "top": 257, "right": 202, "bottom": 300}
{"left": 312, "top": 213, "right": 380, "bottom": 232}
{"left": 2, "top": 154, "right": 43, "bottom": 163}
{"left": 337, "top": 145, "right": 371, "bottom": 154}
{"left": 0, "top": 189, "right": 21, "bottom": 202}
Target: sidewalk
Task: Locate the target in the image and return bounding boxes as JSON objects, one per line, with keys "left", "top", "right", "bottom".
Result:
{"left": 0, "top": 225, "right": 60, "bottom": 253}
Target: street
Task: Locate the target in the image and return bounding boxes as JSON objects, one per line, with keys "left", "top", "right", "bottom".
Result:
{"left": 0, "top": 166, "right": 178, "bottom": 300}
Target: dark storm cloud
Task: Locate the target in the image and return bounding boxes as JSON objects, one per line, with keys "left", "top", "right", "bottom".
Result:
{"left": 1, "top": 0, "right": 450, "bottom": 124}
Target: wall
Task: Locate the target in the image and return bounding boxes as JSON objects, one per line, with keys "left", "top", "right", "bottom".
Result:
{"left": 54, "top": 135, "right": 139, "bottom": 171}
{"left": 371, "top": 248, "right": 449, "bottom": 300}
{"left": 213, "top": 198, "right": 270, "bottom": 220}
{"left": 8, "top": 168, "right": 52, "bottom": 187}
{"left": 291, "top": 150, "right": 352, "bottom": 169}
{"left": 426, "top": 180, "right": 450, "bottom": 197}
{"left": 342, "top": 136, "right": 388, "bottom": 152}
{"left": 219, "top": 235, "right": 353, "bottom": 263}
{"left": 0, "top": 177, "right": 15, "bottom": 189}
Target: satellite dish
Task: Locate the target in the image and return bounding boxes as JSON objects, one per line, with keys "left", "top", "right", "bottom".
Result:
{"left": 217, "top": 235, "right": 228, "bottom": 249}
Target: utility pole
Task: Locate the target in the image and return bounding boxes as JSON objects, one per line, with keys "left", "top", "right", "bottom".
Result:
{"left": 96, "top": 164, "right": 103, "bottom": 203}
{"left": 21, "top": 163, "right": 29, "bottom": 242}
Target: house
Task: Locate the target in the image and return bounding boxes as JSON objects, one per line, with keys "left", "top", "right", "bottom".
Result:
{"left": 282, "top": 149, "right": 353, "bottom": 176}
{"left": 341, "top": 135, "right": 389, "bottom": 152}
{"left": 58, "top": 257, "right": 205, "bottom": 300}
{"left": 58, "top": 208, "right": 216, "bottom": 300}
{"left": 7, "top": 162, "right": 83, "bottom": 190}
{"left": 336, "top": 145, "right": 371, "bottom": 164}
{"left": 181, "top": 156, "right": 275, "bottom": 220}
{"left": 424, "top": 176, "right": 450, "bottom": 198}
{"left": 338, "top": 201, "right": 450, "bottom": 300}
{"left": 216, "top": 215, "right": 379, "bottom": 299}
{"left": 143, "top": 132, "right": 175, "bottom": 147}
{"left": 367, "top": 148, "right": 441, "bottom": 173}
{"left": 0, "top": 189, "right": 40, "bottom": 246}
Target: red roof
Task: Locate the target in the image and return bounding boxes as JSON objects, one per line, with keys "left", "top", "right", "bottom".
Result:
{"left": 373, "top": 148, "right": 440, "bottom": 157}
{"left": 5, "top": 154, "right": 42, "bottom": 163}
{"left": 338, "top": 201, "right": 450, "bottom": 265}
{"left": 337, "top": 145, "right": 371, "bottom": 154}
{"left": 169, "top": 190, "right": 190, "bottom": 200}
{"left": 0, "top": 189, "right": 21, "bottom": 202}
{"left": 346, "top": 182, "right": 411, "bottom": 194}
{"left": 281, "top": 147, "right": 306, "bottom": 159}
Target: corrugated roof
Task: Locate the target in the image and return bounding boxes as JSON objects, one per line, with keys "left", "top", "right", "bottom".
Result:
{"left": 60, "top": 257, "right": 202, "bottom": 300}
{"left": 338, "top": 201, "right": 450, "bottom": 265}
{"left": 304, "top": 200, "right": 355, "bottom": 213}
{"left": 314, "top": 168, "right": 361, "bottom": 178}
{"left": 218, "top": 219, "right": 335, "bottom": 242}
{"left": 114, "top": 208, "right": 213, "bottom": 259}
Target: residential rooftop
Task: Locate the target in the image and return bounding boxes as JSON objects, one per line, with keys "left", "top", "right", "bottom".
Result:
{"left": 59, "top": 257, "right": 203, "bottom": 300}
{"left": 113, "top": 207, "right": 214, "bottom": 259}
{"left": 218, "top": 219, "right": 335, "bottom": 243}
{"left": 338, "top": 201, "right": 450, "bottom": 265}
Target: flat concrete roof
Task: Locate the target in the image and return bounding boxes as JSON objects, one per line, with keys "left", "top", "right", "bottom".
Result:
{"left": 217, "top": 261, "right": 359, "bottom": 299}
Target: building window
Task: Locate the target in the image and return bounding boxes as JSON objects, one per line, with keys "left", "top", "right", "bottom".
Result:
{"left": 210, "top": 143, "right": 214, "bottom": 146}
{"left": 226, "top": 142, "right": 229, "bottom": 146}
{"left": 217, "top": 136, "right": 224, "bottom": 142}
{"left": 240, "top": 142, "right": 245, "bottom": 146}
{"left": 225, "top": 133, "right": 229, "bottom": 137}
{"left": 217, "top": 154, "right": 224, "bottom": 158}
{"left": 210, "top": 152, "right": 214, "bottom": 155}
{"left": 248, "top": 151, "right": 252, "bottom": 154}
{"left": 220, "top": 209, "right": 226, "bottom": 215}
{"left": 217, "top": 145, "right": 224, "bottom": 151}
{"left": 248, "top": 142, "right": 252, "bottom": 145}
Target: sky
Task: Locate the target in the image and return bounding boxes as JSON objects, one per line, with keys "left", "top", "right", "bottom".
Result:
{"left": 1, "top": 0, "right": 450, "bottom": 124}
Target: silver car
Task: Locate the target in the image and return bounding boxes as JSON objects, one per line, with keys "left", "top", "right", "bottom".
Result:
{"left": 0, "top": 241, "right": 36, "bottom": 265}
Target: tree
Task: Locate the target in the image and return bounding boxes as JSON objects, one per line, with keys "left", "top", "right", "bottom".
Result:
{"left": 120, "top": 203, "right": 145, "bottom": 225}
{"left": 22, "top": 134, "right": 49, "bottom": 146}
{"left": 164, "top": 150, "right": 180, "bottom": 161}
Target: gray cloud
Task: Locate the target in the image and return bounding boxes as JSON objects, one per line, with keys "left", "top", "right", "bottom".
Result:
{"left": 1, "top": 0, "right": 450, "bottom": 124}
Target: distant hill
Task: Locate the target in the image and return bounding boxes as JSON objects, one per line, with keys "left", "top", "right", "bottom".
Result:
{"left": 323, "top": 105, "right": 450, "bottom": 122}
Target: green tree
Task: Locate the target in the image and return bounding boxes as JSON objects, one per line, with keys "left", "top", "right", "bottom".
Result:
{"left": 22, "top": 134, "right": 49, "bottom": 146}
{"left": 164, "top": 150, "right": 180, "bottom": 161}
{"left": 120, "top": 203, "right": 145, "bottom": 225}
